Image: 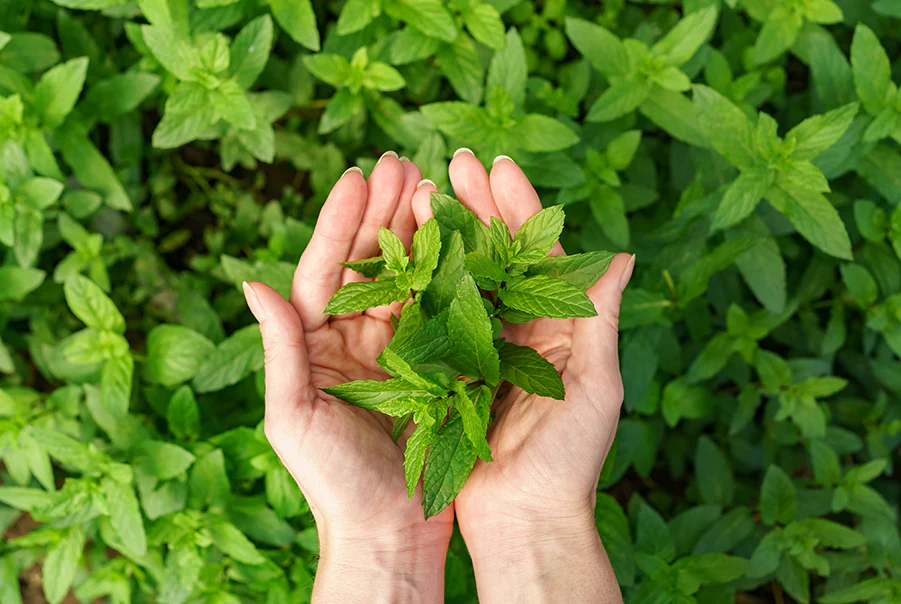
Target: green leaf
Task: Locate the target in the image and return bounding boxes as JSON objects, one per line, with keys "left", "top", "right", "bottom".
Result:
{"left": 693, "top": 85, "right": 757, "bottom": 170}
{"left": 266, "top": 465, "right": 304, "bottom": 518}
{"left": 423, "top": 230, "right": 465, "bottom": 315}
{"left": 146, "top": 325, "right": 216, "bottom": 388}
{"left": 695, "top": 436, "right": 734, "bottom": 506}
{"left": 318, "top": 88, "right": 363, "bottom": 133}
{"left": 101, "top": 353, "right": 133, "bottom": 418}
{"left": 712, "top": 170, "right": 773, "bottom": 230}
{"left": 653, "top": 6, "right": 718, "bottom": 67}
{"left": 57, "top": 126, "right": 131, "bottom": 210}
{"left": 393, "top": 312, "right": 451, "bottom": 366}
{"left": 526, "top": 251, "right": 614, "bottom": 291}
{"left": 515, "top": 114, "right": 580, "bottom": 152}
{"left": 786, "top": 103, "right": 859, "bottom": 160}
{"left": 565, "top": 18, "right": 629, "bottom": 78}
{"left": 336, "top": 0, "right": 381, "bottom": 35}
{"left": 748, "top": 530, "right": 783, "bottom": 578}
{"left": 192, "top": 325, "right": 264, "bottom": 393}
{"left": 303, "top": 54, "right": 351, "bottom": 88}
{"left": 422, "top": 408, "right": 477, "bottom": 518}
{"left": 498, "top": 341, "right": 565, "bottom": 400}
{"left": 500, "top": 275, "right": 597, "bottom": 318}
{"left": 661, "top": 378, "right": 714, "bottom": 427}
{"left": 487, "top": 29, "right": 527, "bottom": 107}
{"left": 840, "top": 263, "right": 878, "bottom": 306}
{"left": 447, "top": 273, "right": 501, "bottom": 385}
{"left": 760, "top": 465, "right": 796, "bottom": 526}
{"left": 167, "top": 385, "right": 201, "bottom": 441}
{"left": 141, "top": 25, "right": 199, "bottom": 82}
{"left": 434, "top": 34, "right": 483, "bottom": 105}
{"left": 270, "top": 0, "right": 320, "bottom": 51}
{"left": 587, "top": 78, "right": 650, "bottom": 122}
{"left": 379, "top": 226, "right": 409, "bottom": 274}
{"left": 451, "top": 382, "right": 491, "bottom": 461}
{"left": 512, "top": 205, "right": 564, "bottom": 260}
{"left": 0, "top": 266, "right": 45, "bottom": 300}
{"left": 588, "top": 185, "right": 630, "bottom": 249}
{"left": 635, "top": 501, "right": 675, "bottom": 562}
{"left": 83, "top": 72, "right": 161, "bottom": 122}
{"left": 102, "top": 476, "right": 147, "bottom": 557}
{"left": 774, "top": 185, "right": 853, "bottom": 260}
{"left": 464, "top": 3, "right": 505, "bottom": 50}
{"left": 753, "top": 11, "right": 803, "bottom": 65}
{"left": 386, "top": 0, "right": 457, "bottom": 43}
{"left": 133, "top": 440, "right": 195, "bottom": 480}
{"left": 323, "top": 379, "right": 432, "bottom": 414}
{"left": 230, "top": 15, "right": 274, "bottom": 90}
{"left": 464, "top": 251, "right": 508, "bottom": 287}
{"left": 0, "top": 556, "right": 22, "bottom": 604}
{"left": 851, "top": 24, "right": 893, "bottom": 115}
{"left": 341, "top": 256, "right": 386, "bottom": 278}
{"left": 43, "top": 528, "right": 85, "bottom": 604}
{"left": 776, "top": 555, "right": 810, "bottom": 603}
{"left": 325, "top": 279, "right": 407, "bottom": 314}
{"left": 208, "top": 518, "right": 267, "bottom": 564}
{"left": 673, "top": 553, "right": 749, "bottom": 592}
{"left": 430, "top": 192, "right": 489, "bottom": 254}
{"left": 32, "top": 57, "right": 88, "bottom": 128}
{"left": 14, "top": 208, "right": 42, "bottom": 268}
{"left": 363, "top": 63, "right": 405, "bottom": 93}
{"left": 64, "top": 275, "right": 125, "bottom": 333}
{"left": 607, "top": 130, "right": 642, "bottom": 172}
{"left": 403, "top": 413, "right": 438, "bottom": 497}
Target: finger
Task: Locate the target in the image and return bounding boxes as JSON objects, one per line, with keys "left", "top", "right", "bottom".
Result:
{"left": 490, "top": 156, "right": 565, "bottom": 256}
{"left": 244, "top": 282, "right": 316, "bottom": 447}
{"left": 411, "top": 178, "right": 438, "bottom": 227}
{"left": 367, "top": 160, "right": 423, "bottom": 322}
{"left": 292, "top": 168, "right": 368, "bottom": 330}
{"left": 449, "top": 148, "right": 502, "bottom": 224}
{"left": 569, "top": 253, "right": 635, "bottom": 390}
{"left": 389, "top": 159, "right": 422, "bottom": 250}
{"left": 344, "top": 152, "right": 406, "bottom": 276}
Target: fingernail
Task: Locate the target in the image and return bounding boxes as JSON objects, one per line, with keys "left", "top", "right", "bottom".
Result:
{"left": 453, "top": 147, "right": 474, "bottom": 158}
{"left": 377, "top": 150, "right": 398, "bottom": 164}
{"left": 399, "top": 156, "right": 411, "bottom": 162}
{"left": 493, "top": 155, "right": 514, "bottom": 166}
{"left": 342, "top": 166, "right": 363, "bottom": 177}
{"left": 417, "top": 179, "right": 436, "bottom": 189}
{"left": 619, "top": 255, "right": 636, "bottom": 294}
{"left": 243, "top": 281, "right": 267, "bottom": 322}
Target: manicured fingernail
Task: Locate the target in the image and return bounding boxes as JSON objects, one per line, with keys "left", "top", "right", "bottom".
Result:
{"left": 377, "top": 150, "right": 398, "bottom": 164}
{"left": 619, "top": 255, "right": 636, "bottom": 294}
{"left": 243, "top": 281, "right": 266, "bottom": 322}
{"left": 399, "top": 156, "right": 411, "bottom": 162}
{"left": 493, "top": 155, "right": 514, "bottom": 166}
{"left": 342, "top": 166, "right": 363, "bottom": 177}
{"left": 417, "top": 179, "right": 436, "bottom": 189}
{"left": 453, "top": 147, "right": 474, "bottom": 158}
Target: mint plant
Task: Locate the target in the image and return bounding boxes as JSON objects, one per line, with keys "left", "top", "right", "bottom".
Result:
{"left": 322, "top": 192, "right": 610, "bottom": 515}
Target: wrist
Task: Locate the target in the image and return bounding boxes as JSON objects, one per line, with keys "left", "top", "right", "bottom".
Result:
{"left": 313, "top": 522, "right": 452, "bottom": 604}
{"left": 460, "top": 509, "right": 621, "bottom": 604}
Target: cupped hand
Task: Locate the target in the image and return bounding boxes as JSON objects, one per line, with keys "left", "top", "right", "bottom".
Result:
{"left": 243, "top": 154, "right": 453, "bottom": 602}
{"left": 411, "top": 151, "right": 632, "bottom": 601}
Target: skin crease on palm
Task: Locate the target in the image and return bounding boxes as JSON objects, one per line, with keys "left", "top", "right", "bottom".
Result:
{"left": 242, "top": 149, "right": 634, "bottom": 603}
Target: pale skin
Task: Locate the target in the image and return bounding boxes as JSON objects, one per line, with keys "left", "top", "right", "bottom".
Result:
{"left": 242, "top": 149, "right": 633, "bottom": 603}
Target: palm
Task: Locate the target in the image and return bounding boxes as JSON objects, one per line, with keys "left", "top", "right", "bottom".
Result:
{"left": 254, "top": 157, "right": 454, "bottom": 535}
{"left": 408, "top": 154, "right": 628, "bottom": 526}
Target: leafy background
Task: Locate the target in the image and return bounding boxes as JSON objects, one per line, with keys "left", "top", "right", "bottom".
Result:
{"left": 1, "top": 0, "right": 901, "bottom": 602}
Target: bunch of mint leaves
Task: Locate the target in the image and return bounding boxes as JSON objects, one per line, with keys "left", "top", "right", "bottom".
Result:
{"left": 322, "top": 192, "right": 613, "bottom": 517}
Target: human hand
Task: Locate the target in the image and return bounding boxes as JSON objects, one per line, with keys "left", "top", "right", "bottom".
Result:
{"left": 411, "top": 150, "right": 632, "bottom": 603}
{"left": 243, "top": 153, "right": 453, "bottom": 604}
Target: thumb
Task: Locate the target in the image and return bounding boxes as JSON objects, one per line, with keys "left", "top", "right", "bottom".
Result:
{"left": 243, "top": 281, "right": 315, "bottom": 444}
{"left": 569, "top": 253, "right": 635, "bottom": 389}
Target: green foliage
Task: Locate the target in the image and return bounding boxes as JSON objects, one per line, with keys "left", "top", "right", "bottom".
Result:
{"left": 1, "top": 1, "right": 900, "bottom": 602}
